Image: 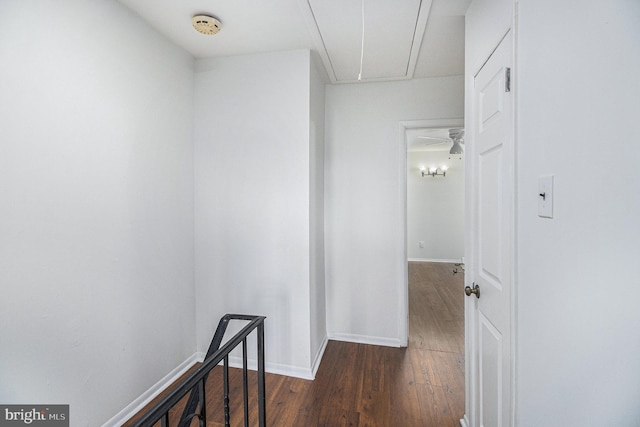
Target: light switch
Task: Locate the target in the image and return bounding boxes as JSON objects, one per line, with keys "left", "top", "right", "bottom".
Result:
{"left": 538, "top": 175, "right": 553, "bottom": 218}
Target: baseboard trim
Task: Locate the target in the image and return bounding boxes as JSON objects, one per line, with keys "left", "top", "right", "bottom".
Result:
{"left": 460, "top": 414, "right": 470, "bottom": 427}
{"left": 102, "top": 353, "right": 200, "bottom": 427}
{"left": 201, "top": 349, "right": 322, "bottom": 381}
{"left": 267, "top": 361, "right": 314, "bottom": 380}
{"left": 327, "top": 332, "right": 402, "bottom": 348}
{"left": 225, "top": 355, "right": 316, "bottom": 380}
{"left": 310, "top": 335, "right": 329, "bottom": 379}
{"left": 408, "top": 258, "right": 463, "bottom": 263}
{"left": 110, "top": 338, "right": 332, "bottom": 424}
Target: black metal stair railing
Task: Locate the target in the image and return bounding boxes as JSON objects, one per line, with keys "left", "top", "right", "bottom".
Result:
{"left": 131, "top": 314, "right": 266, "bottom": 427}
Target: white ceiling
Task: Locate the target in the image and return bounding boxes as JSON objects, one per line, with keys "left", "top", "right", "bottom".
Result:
{"left": 305, "top": 0, "right": 429, "bottom": 82}
{"left": 117, "top": 0, "right": 470, "bottom": 83}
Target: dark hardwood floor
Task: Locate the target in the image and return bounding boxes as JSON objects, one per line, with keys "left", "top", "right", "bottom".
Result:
{"left": 123, "top": 262, "right": 464, "bottom": 426}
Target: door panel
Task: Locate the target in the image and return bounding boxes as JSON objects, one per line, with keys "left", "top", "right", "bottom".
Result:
{"left": 479, "top": 68, "right": 505, "bottom": 132}
{"left": 479, "top": 146, "right": 502, "bottom": 288}
{"left": 470, "top": 30, "right": 513, "bottom": 427}
{"left": 479, "top": 312, "right": 503, "bottom": 427}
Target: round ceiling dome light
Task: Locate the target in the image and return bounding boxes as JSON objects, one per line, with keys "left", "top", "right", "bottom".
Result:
{"left": 192, "top": 15, "right": 222, "bottom": 35}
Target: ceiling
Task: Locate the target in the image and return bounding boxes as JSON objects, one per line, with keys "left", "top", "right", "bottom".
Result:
{"left": 117, "top": 0, "right": 470, "bottom": 83}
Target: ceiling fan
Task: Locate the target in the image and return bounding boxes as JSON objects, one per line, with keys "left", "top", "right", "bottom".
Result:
{"left": 418, "top": 128, "right": 464, "bottom": 154}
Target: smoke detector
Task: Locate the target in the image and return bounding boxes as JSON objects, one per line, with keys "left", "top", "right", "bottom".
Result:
{"left": 192, "top": 15, "right": 222, "bottom": 35}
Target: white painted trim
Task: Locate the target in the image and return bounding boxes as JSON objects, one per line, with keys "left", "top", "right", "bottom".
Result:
{"left": 310, "top": 335, "right": 329, "bottom": 379}
{"left": 298, "top": 0, "right": 434, "bottom": 84}
{"left": 405, "top": 0, "right": 434, "bottom": 79}
{"left": 328, "top": 332, "right": 402, "bottom": 348}
{"left": 264, "top": 362, "right": 314, "bottom": 380}
{"left": 102, "top": 353, "right": 201, "bottom": 427}
{"left": 105, "top": 339, "right": 329, "bottom": 426}
{"left": 464, "top": 52, "right": 478, "bottom": 427}
{"left": 398, "top": 118, "right": 464, "bottom": 349}
{"left": 408, "top": 258, "right": 464, "bottom": 263}
{"left": 511, "top": 6, "right": 520, "bottom": 426}
{"left": 201, "top": 340, "right": 328, "bottom": 381}
{"left": 297, "top": 0, "right": 337, "bottom": 82}
{"left": 459, "top": 415, "right": 470, "bottom": 427}
{"left": 226, "top": 356, "right": 315, "bottom": 380}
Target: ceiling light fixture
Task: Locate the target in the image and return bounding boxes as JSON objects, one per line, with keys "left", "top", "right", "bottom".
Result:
{"left": 420, "top": 165, "right": 447, "bottom": 177}
{"left": 192, "top": 15, "right": 222, "bottom": 35}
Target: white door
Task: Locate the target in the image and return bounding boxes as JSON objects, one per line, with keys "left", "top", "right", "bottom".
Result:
{"left": 468, "top": 31, "right": 514, "bottom": 427}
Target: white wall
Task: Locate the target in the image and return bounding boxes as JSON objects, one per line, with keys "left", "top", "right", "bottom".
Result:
{"left": 466, "top": 0, "right": 640, "bottom": 425}
{"left": 194, "top": 50, "right": 324, "bottom": 378}
{"left": 325, "top": 76, "right": 464, "bottom": 344}
{"left": 516, "top": 1, "right": 640, "bottom": 425}
{"left": 407, "top": 150, "right": 465, "bottom": 261}
{"left": 0, "top": 1, "right": 195, "bottom": 426}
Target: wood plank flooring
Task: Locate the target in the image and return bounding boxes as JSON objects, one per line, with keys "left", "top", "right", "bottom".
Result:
{"left": 123, "top": 262, "right": 464, "bottom": 426}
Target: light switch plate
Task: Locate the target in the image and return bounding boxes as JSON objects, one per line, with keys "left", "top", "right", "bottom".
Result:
{"left": 538, "top": 175, "right": 554, "bottom": 218}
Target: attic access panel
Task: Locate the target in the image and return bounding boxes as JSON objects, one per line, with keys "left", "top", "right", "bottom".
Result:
{"left": 306, "top": 0, "right": 430, "bottom": 83}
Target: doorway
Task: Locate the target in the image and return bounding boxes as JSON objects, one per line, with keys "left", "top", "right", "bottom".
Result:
{"left": 398, "top": 118, "right": 464, "bottom": 343}
{"left": 400, "top": 118, "right": 466, "bottom": 421}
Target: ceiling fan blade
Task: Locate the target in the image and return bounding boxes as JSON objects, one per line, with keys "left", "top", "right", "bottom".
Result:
{"left": 418, "top": 140, "right": 447, "bottom": 146}
{"left": 417, "top": 136, "right": 451, "bottom": 142}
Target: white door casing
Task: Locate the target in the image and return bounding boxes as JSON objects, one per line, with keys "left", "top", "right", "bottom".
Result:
{"left": 398, "top": 118, "right": 464, "bottom": 347}
{"left": 467, "top": 30, "right": 514, "bottom": 427}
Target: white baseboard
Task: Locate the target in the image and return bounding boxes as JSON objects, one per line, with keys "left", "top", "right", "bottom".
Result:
{"left": 102, "top": 353, "right": 200, "bottom": 427}
{"left": 266, "top": 361, "right": 314, "bottom": 380}
{"left": 107, "top": 336, "right": 333, "bottom": 425}
{"left": 199, "top": 346, "right": 329, "bottom": 381}
{"left": 408, "top": 258, "right": 463, "bottom": 263}
{"left": 459, "top": 414, "right": 470, "bottom": 427}
{"left": 310, "top": 336, "right": 328, "bottom": 379}
{"left": 225, "top": 355, "right": 316, "bottom": 380}
{"left": 327, "top": 332, "right": 402, "bottom": 348}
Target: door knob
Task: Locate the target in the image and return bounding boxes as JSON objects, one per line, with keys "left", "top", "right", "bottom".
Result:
{"left": 465, "top": 283, "right": 480, "bottom": 299}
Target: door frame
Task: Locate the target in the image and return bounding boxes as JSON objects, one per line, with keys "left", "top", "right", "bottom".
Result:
{"left": 397, "top": 117, "right": 464, "bottom": 346}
